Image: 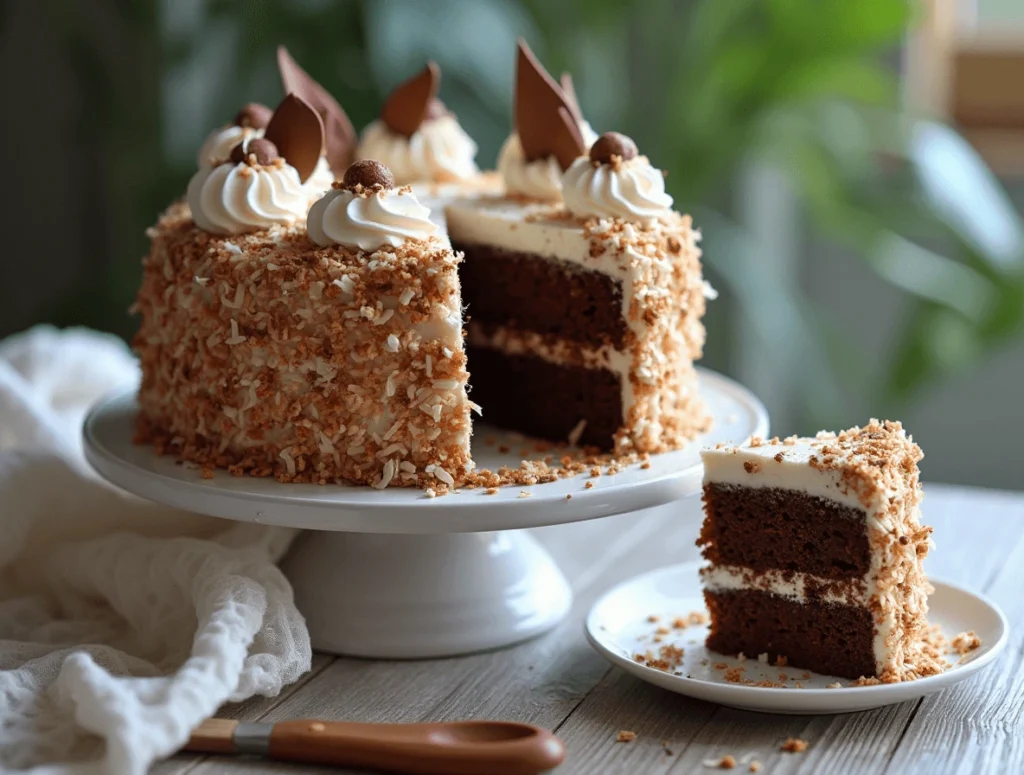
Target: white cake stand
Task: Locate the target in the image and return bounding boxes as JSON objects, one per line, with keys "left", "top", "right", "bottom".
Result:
{"left": 83, "top": 368, "right": 767, "bottom": 659}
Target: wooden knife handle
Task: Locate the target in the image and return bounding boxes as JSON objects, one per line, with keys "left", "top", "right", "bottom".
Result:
{"left": 269, "top": 719, "right": 565, "bottom": 775}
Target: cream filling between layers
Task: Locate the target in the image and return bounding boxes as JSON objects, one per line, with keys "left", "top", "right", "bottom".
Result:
{"left": 446, "top": 197, "right": 700, "bottom": 445}
{"left": 701, "top": 565, "right": 870, "bottom": 607}
{"left": 466, "top": 323, "right": 634, "bottom": 426}
{"left": 702, "top": 558, "right": 893, "bottom": 678}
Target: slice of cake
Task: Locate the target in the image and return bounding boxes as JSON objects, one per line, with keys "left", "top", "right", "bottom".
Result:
{"left": 446, "top": 41, "right": 709, "bottom": 453}
{"left": 135, "top": 80, "right": 472, "bottom": 489}
{"left": 697, "top": 420, "right": 942, "bottom": 682}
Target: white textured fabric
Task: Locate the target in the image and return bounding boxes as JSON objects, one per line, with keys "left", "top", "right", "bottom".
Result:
{"left": 0, "top": 326, "right": 309, "bottom": 774}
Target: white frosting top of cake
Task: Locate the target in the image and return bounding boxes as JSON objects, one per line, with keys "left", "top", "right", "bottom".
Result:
{"left": 196, "top": 124, "right": 336, "bottom": 197}
{"left": 702, "top": 435, "right": 890, "bottom": 514}
{"left": 356, "top": 116, "right": 478, "bottom": 185}
{"left": 445, "top": 197, "right": 594, "bottom": 267}
{"left": 497, "top": 120, "right": 598, "bottom": 201}
{"left": 562, "top": 155, "right": 673, "bottom": 225}
{"left": 186, "top": 160, "right": 308, "bottom": 235}
{"left": 306, "top": 186, "right": 439, "bottom": 251}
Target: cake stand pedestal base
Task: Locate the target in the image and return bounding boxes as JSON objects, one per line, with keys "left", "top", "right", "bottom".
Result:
{"left": 281, "top": 530, "right": 572, "bottom": 658}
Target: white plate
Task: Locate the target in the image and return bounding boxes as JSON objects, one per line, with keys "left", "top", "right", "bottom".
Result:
{"left": 82, "top": 367, "right": 767, "bottom": 534}
{"left": 585, "top": 563, "right": 1008, "bottom": 714}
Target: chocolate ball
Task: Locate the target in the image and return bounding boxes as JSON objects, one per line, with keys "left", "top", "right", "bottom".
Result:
{"left": 233, "top": 102, "right": 273, "bottom": 129}
{"left": 589, "top": 132, "right": 638, "bottom": 164}
{"left": 343, "top": 160, "right": 395, "bottom": 191}
{"left": 229, "top": 137, "right": 279, "bottom": 166}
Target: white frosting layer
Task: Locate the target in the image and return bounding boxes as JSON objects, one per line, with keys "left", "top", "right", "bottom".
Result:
{"left": 497, "top": 120, "right": 598, "bottom": 200}
{"left": 445, "top": 198, "right": 594, "bottom": 268}
{"left": 701, "top": 565, "right": 868, "bottom": 606}
{"left": 186, "top": 161, "right": 307, "bottom": 235}
{"left": 562, "top": 155, "right": 673, "bottom": 225}
{"left": 410, "top": 173, "right": 504, "bottom": 229}
{"left": 702, "top": 561, "right": 891, "bottom": 676}
{"left": 356, "top": 116, "right": 478, "bottom": 185}
{"left": 702, "top": 438, "right": 882, "bottom": 513}
{"left": 306, "top": 187, "right": 439, "bottom": 251}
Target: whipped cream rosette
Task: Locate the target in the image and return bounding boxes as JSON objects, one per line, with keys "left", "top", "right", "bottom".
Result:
{"left": 186, "top": 93, "right": 325, "bottom": 235}
{"left": 307, "top": 160, "right": 439, "bottom": 251}
{"left": 356, "top": 62, "right": 479, "bottom": 185}
{"left": 562, "top": 132, "right": 673, "bottom": 226}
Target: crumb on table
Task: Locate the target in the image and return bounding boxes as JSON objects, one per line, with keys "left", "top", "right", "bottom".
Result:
{"left": 702, "top": 754, "right": 736, "bottom": 769}
{"left": 781, "top": 737, "right": 809, "bottom": 753}
{"left": 616, "top": 730, "right": 637, "bottom": 743}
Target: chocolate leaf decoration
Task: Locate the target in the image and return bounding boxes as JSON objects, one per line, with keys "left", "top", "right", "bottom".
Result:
{"left": 277, "top": 45, "right": 357, "bottom": 176}
{"left": 380, "top": 62, "right": 441, "bottom": 138}
{"left": 264, "top": 93, "right": 325, "bottom": 183}
{"left": 560, "top": 73, "right": 583, "bottom": 123}
{"left": 555, "top": 106, "right": 586, "bottom": 171}
{"left": 516, "top": 40, "right": 584, "bottom": 168}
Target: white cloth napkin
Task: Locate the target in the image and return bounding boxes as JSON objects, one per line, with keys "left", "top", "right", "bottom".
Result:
{"left": 0, "top": 327, "right": 310, "bottom": 774}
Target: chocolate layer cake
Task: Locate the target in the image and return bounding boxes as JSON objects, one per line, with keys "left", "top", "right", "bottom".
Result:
{"left": 445, "top": 42, "right": 710, "bottom": 454}
{"left": 697, "top": 421, "right": 942, "bottom": 682}
{"left": 134, "top": 42, "right": 713, "bottom": 488}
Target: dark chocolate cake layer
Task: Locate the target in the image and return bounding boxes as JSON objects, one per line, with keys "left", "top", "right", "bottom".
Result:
{"left": 455, "top": 241, "right": 626, "bottom": 350}
{"left": 704, "top": 589, "right": 876, "bottom": 680}
{"left": 466, "top": 346, "right": 621, "bottom": 449}
{"left": 700, "top": 484, "right": 871, "bottom": 579}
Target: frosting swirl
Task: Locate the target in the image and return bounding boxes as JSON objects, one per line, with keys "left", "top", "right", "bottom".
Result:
{"left": 498, "top": 120, "right": 598, "bottom": 200}
{"left": 197, "top": 124, "right": 259, "bottom": 168}
{"left": 305, "top": 156, "right": 335, "bottom": 197}
{"left": 186, "top": 158, "right": 308, "bottom": 235}
{"left": 562, "top": 155, "right": 673, "bottom": 224}
{"left": 197, "top": 124, "right": 335, "bottom": 197}
{"left": 307, "top": 186, "right": 439, "bottom": 251}
{"left": 356, "top": 116, "right": 478, "bottom": 185}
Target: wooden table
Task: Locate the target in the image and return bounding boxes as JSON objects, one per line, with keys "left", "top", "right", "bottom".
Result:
{"left": 155, "top": 483, "right": 1023, "bottom": 774}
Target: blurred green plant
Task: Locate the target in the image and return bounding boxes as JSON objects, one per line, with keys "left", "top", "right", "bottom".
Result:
{"left": 50, "top": 0, "right": 1024, "bottom": 425}
{"left": 524, "top": 0, "right": 1024, "bottom": 421}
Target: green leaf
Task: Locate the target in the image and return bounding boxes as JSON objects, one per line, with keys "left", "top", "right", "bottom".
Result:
{"left": 909, "top": 122, "right": 1024, "bottom": 274}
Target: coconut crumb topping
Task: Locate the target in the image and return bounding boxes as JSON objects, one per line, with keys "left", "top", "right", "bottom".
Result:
{"left": 134, "top": 202, "right": 470, "bottom": 488}
{"left": 135, "top": 193, "right": 712, "bottom": 488}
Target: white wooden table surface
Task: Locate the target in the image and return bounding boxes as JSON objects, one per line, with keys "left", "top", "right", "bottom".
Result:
{"left": 154, "top": 483, "right": 1024, "bottom": 774}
